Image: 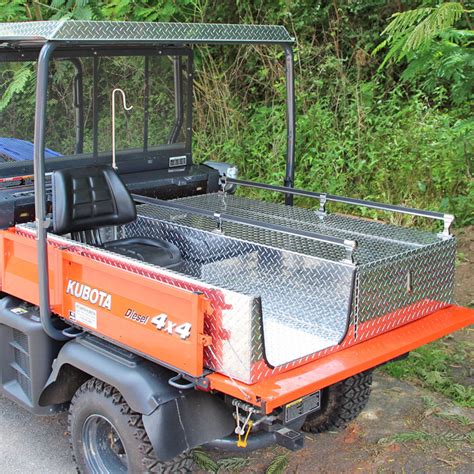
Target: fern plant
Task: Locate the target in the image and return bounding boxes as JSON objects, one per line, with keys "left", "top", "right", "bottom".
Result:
{"left": 265, "top": 454, "right": 289, "bottom": 474}
{"left": 376, "top": 3, "right": 465, "bottom": 61}
{"left": 0, "top": 63, "right": 34, "bottom": 111}
{"left": 374, "top": 2, "right": 473, "bottom": 105}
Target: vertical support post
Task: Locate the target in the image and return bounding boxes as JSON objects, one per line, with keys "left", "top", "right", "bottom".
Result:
{"left": 283, "top": 44, "right": 295, "bottom": 206}
{"left": 168, "top": 55, "right": 184, "bottom": 144}
{"left": 186, "top": 51, "right": 193, "bottom": 154}
{"left": 92, "top": 54, "right": 99, "bottom": 160}
{"left": 143, "top": 55, "right": 150, "bottom": 152}
{"left": 70, "top": 58, "right": 84, "bottom": 154}
{"left": 33, "top": 42, "right": 68, "bottom": 341}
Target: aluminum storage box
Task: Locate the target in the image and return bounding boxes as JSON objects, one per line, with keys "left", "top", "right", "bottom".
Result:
{"left": 119, "top": 193, "right": 456, "bottom": 383}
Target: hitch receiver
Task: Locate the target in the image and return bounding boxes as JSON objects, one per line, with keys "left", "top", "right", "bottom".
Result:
{"left": 275, "top": 427, "right": 304, "bottom": 451}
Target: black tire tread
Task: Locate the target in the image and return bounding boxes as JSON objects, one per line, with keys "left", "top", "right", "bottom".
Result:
{"left": 302, "top": 370, "right": 373, "bottom": 433}
{"left": 68, "top": 377, "right": 192, "bottom": 473}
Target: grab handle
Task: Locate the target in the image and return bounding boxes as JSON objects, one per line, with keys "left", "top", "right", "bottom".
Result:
{"left": 111, "top": 88, "right": 133, "bottom": 170}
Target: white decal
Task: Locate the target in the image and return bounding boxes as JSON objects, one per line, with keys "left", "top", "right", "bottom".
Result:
{"left": 151, "top": 313, "right": 167, "bottom": 330}
{"left": 151, "top": 313, "right": 192, "bottom": 340}
{"left": 165, "top": 321, "right": 176, "bottom": 335}
{"left": 75, "top": 302, "right": 97, "bottom": 329}
{"left": 125, "top": 309, "right": 149, "bottom": 325}
{"left": 175, "top": 323, "right": 192, "bottom": 340}
{"left": 66, "top": 280, "right": 112, "bottom": 310}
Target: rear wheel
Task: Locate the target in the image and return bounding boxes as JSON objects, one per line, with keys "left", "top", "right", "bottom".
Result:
{"left": 68, "top": 378, "right": 192, "bottom": 473}
{"left": 302, "top": 370, "right": 373, "bottom": 433}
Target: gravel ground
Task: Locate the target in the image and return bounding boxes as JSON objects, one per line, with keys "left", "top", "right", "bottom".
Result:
{"left": 0, "top": 396, "right": 74, "bottom": 473}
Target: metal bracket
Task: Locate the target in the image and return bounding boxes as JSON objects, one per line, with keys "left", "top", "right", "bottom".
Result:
{"left": 439, "top": 214, "right": 454, "bottom": 239}
{"left": 214, "top": 212, "right": 223, "bottom": 233}
{"left": 342, "top": 239, "right": 357, "bottom": 264}
{"left": 316, "top": 193, "right": 327, "bottom": 218}
{"left": 35, "top": 218, "right": 51, "bottom": 239}
{"left": 199, "top": 333, "right": 213, "bottom": 347}
{"left": 219, "top": 176, "right": 228, "bottom": 193}
{"left": 35, "top": 217, "right": 51, "bottom": 229}
{"left": 168, "top": 373, "right": 196, "bottom": 390}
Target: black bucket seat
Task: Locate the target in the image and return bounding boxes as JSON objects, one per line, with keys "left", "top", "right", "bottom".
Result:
{"left": 51, "top": 165, "right": 181, "bottom": 269}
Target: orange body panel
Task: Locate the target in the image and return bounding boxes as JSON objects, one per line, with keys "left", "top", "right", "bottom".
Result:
{"left": 207, "top": 305, "right": 474, "bottom": 413}
{"left": 0, "top": 228, "right": 209, "bottom": 377}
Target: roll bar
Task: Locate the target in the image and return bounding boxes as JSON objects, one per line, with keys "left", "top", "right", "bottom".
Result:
{"left": 31, "top": 39, "right": 297, "bottom": 340}
{"left": 33, "top": 42, "right": 69, "bottom": 340}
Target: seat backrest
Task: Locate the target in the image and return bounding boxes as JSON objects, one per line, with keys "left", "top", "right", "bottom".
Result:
{"left": 52, "top": 165, "right": 136, "bottom": 234}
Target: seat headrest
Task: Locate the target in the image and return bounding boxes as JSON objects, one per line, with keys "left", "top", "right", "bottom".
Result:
{"left": 52, "top": 165, "right": 136, "bottom": 235}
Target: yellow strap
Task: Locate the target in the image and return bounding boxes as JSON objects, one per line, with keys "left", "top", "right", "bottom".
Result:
{"left": 237, "top": 421, "right": 253, "bottom": 448}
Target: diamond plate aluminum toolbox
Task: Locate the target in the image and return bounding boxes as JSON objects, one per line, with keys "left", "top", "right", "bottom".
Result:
{"left": 111, "top": 192, "right": 456, "bottom": 384}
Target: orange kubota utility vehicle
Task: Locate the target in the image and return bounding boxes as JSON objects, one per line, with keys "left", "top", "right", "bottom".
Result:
{"left": 0, "top": 20, "right": 472, "bottom": 473}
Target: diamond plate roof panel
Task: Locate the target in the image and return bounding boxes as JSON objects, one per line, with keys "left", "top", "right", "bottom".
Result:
{"left": 0, "top": 20, "right": 293, "bottom": 45}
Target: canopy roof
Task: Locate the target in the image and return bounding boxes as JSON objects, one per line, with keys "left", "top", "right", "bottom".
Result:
{"left": 0, "top": 20, "right": 293, "bottom": 46}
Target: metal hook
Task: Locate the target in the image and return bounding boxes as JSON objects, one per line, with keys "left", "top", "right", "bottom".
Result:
{"left": 111, "top": 88, "right": 133, "bottom": 170}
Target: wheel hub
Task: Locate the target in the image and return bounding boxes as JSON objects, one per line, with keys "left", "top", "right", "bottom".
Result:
{"left": 82, "top": 414, "right": 128, "bottom": 473}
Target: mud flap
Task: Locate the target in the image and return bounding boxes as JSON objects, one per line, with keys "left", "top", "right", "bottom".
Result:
{"left": 143, "top": 391, "right": 236, "bottom": 460}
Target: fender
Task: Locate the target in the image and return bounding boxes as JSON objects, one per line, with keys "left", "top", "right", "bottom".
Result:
{"left": 40, "top": 334, "right": 234, "bottom": 460}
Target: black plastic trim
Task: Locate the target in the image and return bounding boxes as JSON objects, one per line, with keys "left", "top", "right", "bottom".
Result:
{"left": 40, "top": 334, "right": 235, "bottom": 461}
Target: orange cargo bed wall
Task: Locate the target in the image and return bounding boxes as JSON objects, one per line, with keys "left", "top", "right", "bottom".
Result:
{"left": 0, "top": 228, "right": 208, "bottom": 377}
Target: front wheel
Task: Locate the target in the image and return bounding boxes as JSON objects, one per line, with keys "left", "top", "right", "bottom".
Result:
{"left": 302, "top": 370, "right": 373, "bottom": 433}
{"left": 68, "top": 378, "right": 192, "bottom": 473}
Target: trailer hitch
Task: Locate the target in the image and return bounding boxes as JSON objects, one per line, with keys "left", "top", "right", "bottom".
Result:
{"left": 230, "top": 399, "right": 303, "bottom": 450}
{"left": 274, "top": 426, "right": 305, "bottom": 451}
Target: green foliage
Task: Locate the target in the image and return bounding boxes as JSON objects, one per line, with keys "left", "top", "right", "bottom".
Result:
{"left": 378, "top": 429, "right": 473, "bottom": 445}
{"left": 379, "top": 3, "right": 464, "bottom": 54}
{"left": 422, "top": 396, "right": 474, "bottom": 426}
{"left": 0, "top": 0, "right": 29, "bottom": 21}
{"left": 378, "top": 430, "right": 432, "bottom": 444}
{"left": 381, "top": 338, "right": 474, "bottom": 407}
{"left": 436, "top": 412, "right": 473, "bottom": 426}
{"left": 46, "top": 1, "right": 96, "bottom": 20}
{"left": 192, "top": 449, "right": 250, "bottom": 473}
{"left": 265, "top": 454, "right": 289, "bottom": 474}
{"left": 376, "top": 2, "right": 473, "bottom": 105}
{"left": 215, "top": 457, "right": 250, "bottom": 472}
{"left": 192, "top": 449, "right": 219, "bottom": 473}
{"left": 0, "top": 63, "right": 33, "bottom": 111}
{"left": 0, "top": 0, "right": 472, "bottom": 225}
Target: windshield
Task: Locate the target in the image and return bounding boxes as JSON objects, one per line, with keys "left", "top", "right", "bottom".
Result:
{"left": 0, "top": 49, "right": 191, "bottom": 176}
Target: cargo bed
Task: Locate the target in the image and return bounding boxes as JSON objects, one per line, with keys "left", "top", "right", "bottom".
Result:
{"left": 15, "top": 186, "right": 456, "bottom": 384}
{"left": 121, "top": 189, "right": 455, "bottom": 383}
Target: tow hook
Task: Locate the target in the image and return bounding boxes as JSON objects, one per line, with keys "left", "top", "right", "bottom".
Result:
{"left": 232, "top": 399, "right": 304, "bottom": 450}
